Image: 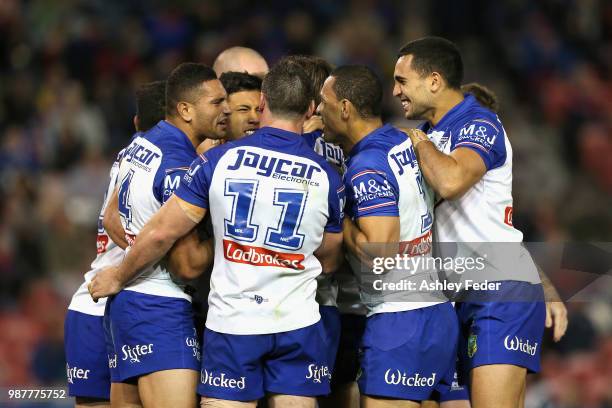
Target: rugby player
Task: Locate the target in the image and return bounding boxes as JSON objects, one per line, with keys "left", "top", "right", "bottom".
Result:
{"left": 219, "top": 72, "right": 262, "bottom": 140}
{"left": 284, "top": 54, "right": 364, "bottom": 408}
{"left": 90, "top": 60, "right": 344, "bottom": 408}
{"left": 393, "top": 37, "right": 566, "bottom": 408}
{"left": 213, "top": 46, "right": 269, "bottom": 78}
{"left": 64, "top": 80, "right": 166, "bottom": 408}
{"left": 90, "top": 63, "right": 229, "bottom": 408}
{"left": 319, "top": 65, "right": 458, "bottom": 408}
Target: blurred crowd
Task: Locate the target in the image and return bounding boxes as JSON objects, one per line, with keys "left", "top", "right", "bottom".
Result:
{"left": 0, "top": 0, "right": 610, "bottom": 406}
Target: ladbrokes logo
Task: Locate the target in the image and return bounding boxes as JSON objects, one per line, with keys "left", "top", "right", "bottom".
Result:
{"left": 306, "top": 364, "right": 331, "bottom": 384}
{"left": 504, "top": 336, "right": 538, "bottom": 356}
{"left": 223, "top": 240, "right": 305, "bottom": 270}
{"left": 384, "top": 369, "right": 436, "bottom": 387}
{"left": 201, "top": 369, "right": 246, "bottom": 389}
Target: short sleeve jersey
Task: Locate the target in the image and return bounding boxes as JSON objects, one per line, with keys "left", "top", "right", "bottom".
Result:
{"left": 117, "top": 120, "right": 198, "bottom": 300}
{"left": 175, "top": 127, "right": 344, "bottom": 335}
{"left": 68, "top": 138, "right": 137, "bottom": 316}
{"left": 423, "top": 95, "right": 539, "bottom": 283}
{"left": 344, "top": 124, "right": 439, "bottom": 314}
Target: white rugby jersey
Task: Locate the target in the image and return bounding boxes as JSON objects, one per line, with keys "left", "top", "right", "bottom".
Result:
{"left": 424, "top": 94, "right": 539, "bottom": 283}
{"left": 68, "top": 147, "right": 130, "bottom": 316}
{"left": 175, "top": 127, "right": 344, "bottom": 335}
{"left": 344, "top": 124, "right": 442, "bottom": 315}
{"left": 117, "top": 120, "right": 198, "bottom": 300}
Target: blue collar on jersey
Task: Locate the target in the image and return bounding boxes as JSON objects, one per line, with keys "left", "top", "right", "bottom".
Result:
{"left": 348, "top": 123, "right": 394, "bottom": 158}
{"left": 256, "top": 126, "right": 308, "bottom": 146}
{"left": 157, "top": 120, "right": 197, "bottom": 154}
{"left": 429, "top": 94, "right": 478, "bottom": 131}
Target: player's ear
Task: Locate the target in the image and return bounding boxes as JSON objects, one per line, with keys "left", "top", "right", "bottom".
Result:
{"left": 340, "top": 99, "right": 351, "bottom": 121}
{"left": 258, "top": 93, "right": 266, "bottom": 113}
{"left": 176, "top": 101, "right": 192, "bottom": 122}
{"left": 305, "top": 100, "right": 315, "bottom": 120}
{"left": 430, "top": 71, "right": 442, "bottom": 93}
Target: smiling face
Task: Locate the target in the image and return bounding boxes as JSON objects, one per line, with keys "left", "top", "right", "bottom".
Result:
{"left": 226, "top": 90, "right": 261, "bottom": 140}
{"left": 191, "top": 79, "right": 230, "bottom": 140}
{"left": 393, "top": 55, "right": 435, "bottom": 120}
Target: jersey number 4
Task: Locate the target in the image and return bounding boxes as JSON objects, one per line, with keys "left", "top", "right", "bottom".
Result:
{"left": 118, "top": 169, "right": 135, "bottom": 229}
{"left": 224, "top": 179, "right": 307, "bottom": 250}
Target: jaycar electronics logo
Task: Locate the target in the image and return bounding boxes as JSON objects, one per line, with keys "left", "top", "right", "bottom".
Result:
{"left": 223, "top": 239, "right": 305, "bottom": 270}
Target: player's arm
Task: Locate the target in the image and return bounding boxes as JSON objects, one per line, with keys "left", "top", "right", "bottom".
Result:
{"left": 344, "top": 216, "right": 400, "bottom": 264}
{"left": 314, "top": 231, "right": 343, "bottom": 274}
{"left": 538, "top": 266, "right": 568, "bottom": 342}
{"left": 403, "top": 128, "right": 486, "bottom": 200}
{"left": 167, "top": 230, "right": 214, "bottom": 280}
{"left": 89, "top": 196, "right": 207, "bottom": 301}
{"left": 103, "top": 187, "right": 129, "bottom": 249}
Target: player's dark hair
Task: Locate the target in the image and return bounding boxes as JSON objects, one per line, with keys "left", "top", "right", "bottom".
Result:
{"left": 219, "top": 72, "right": 262, "bottom": 96}
{"left": 261, "top": 59, "right": 314, "bottom": 118}
{"left": 135, "top": 80, "right": 166, "bottom": 132}
{"left": 330, "top": 65, "right": 383, "bottom": 118}
{"left": 398, "top": 37, "right": 463, "bottom": 90}
{"left": 461, "top": 82, "right": 499, "bottom": 113}
{"left": 283, "top": 55, "right": 332, "bottom": 105}
{"left": 166, "top": 63, "right": 217, "bottom": 116}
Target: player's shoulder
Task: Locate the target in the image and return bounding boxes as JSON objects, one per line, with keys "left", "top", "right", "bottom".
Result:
{"left": 302, "top": 130, "right": 323, "bottom": 150}
{"left": 146, "top": 121, "right": 197, "bottom": 166}
{"left": 453, "top": 95, "right": 503, "bottom": 132}
{"left": 347, "top": 125, "right": 401, "bottom": 172}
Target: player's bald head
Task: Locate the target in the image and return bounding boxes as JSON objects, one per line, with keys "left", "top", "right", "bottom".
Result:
{"left": 213, "top": 47, "right": 269, "bottom": 78}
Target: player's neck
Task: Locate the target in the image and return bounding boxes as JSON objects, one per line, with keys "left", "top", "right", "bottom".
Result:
{"left": 164, "top": 118, "right": 202, "bottom": 148}
{"left": 429, "top": 90, "right": 464, "bottom": 127}
{"left": 260, "top": 117, "right": 304, "bottom": 135}
{"left": 343, "top": 118, "right": 383, "bottom": 153}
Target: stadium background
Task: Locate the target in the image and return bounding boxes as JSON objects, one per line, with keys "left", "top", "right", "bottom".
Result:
{"left": 0, "top": 0, "right": 610, "bottom": 406}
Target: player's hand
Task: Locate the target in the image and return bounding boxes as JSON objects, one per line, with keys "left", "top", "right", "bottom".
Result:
{"left": 402, "top": 128, "right": 430, "bottom": 146}
{"left": 88, "top": 266, "right": 122, "bottom": 302}
{"left": 545, "top": 301, "right": 568, "bottom": 342}
{"left": 303, "top": 115, "right": 324, "bottom": 133}
{"left": 197, "top": 138, "right": 223, "bottom": 155}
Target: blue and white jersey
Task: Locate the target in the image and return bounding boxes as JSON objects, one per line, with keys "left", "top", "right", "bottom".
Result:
{"left": 424, "top": 94, "right": 539, "bottom": 283}
{"left": 117, "top": 120, "right": 198, "bottom": 300}
{"left": 68, "top": 142, "right": 136, "bottom": 316}
{"left": 344, "top": 124, "right": 439, "bottom": 315}
{"left": 304, "top": 130, "right": 344, "bottom": 308}
{"left": 303, "top": 130, "right": 344, "bottom": 169}
{"left": 175, "top": 127, "right": 344, "bottom": 335}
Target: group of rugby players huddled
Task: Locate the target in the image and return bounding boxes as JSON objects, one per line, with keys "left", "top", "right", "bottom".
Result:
{"left": 66, "top": 37, "right": 567, "bottom": 408}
